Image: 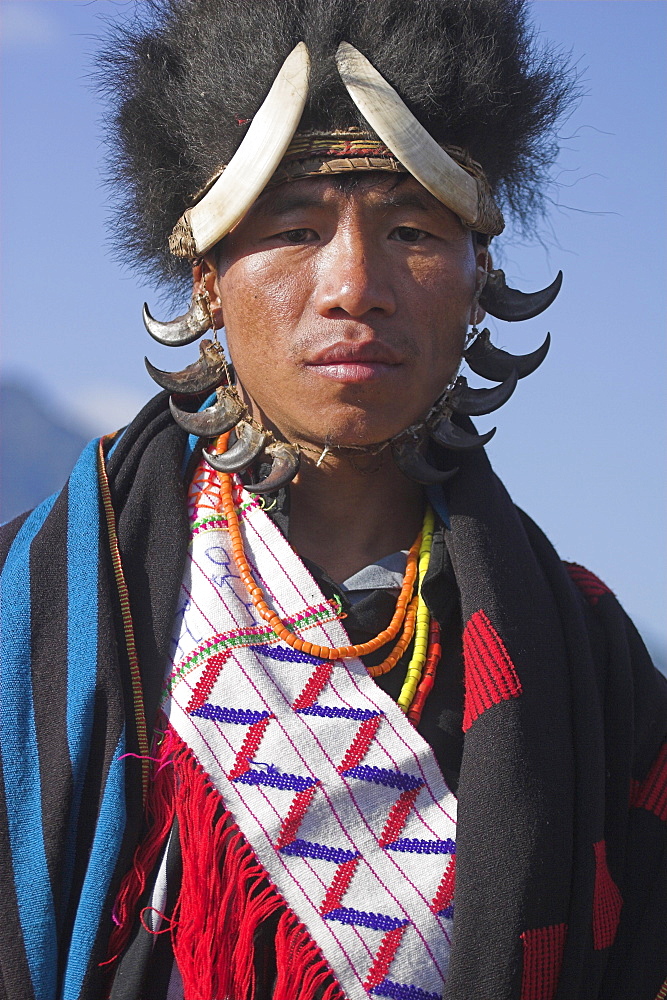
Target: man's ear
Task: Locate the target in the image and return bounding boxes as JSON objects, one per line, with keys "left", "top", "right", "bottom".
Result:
{"left": 192, "top": 257, "right": 224, "bottom": 330}
{"left": 470, "top": 246, "right": 493, "bottom": 325}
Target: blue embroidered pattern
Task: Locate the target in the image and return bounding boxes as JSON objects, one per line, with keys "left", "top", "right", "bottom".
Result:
{"left": 372, "top": 980, "right": 442, "bottom": 1000}
{"left": 280, "top": 840, "right": 359, "bottom": 864}
{"left": 323, "top": 907, "right": 408, "bottom": 932}
{"left": 384, "top": 838, "right": 456, "bottom": 855}
{"left": 191, "top": 704, "right": 271, "bottom": 726}
{"left": 298, "top": 705, "right": 380, "bottom": 721}
{"left": 341, "top": 765, "right": 424, "bottom": 792}
{"left": 438, "top": 903, "right": 454, "bottom": 919}
{"left": 233, "top": 769, "right": 318, "bottom": 793}
{"left": 249, "top": 643, "right": 324, "bottom": 666}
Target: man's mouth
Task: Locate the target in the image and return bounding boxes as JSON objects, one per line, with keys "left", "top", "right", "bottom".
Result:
{"left": 305, "top": 341, "right": 403, "bottom": 383}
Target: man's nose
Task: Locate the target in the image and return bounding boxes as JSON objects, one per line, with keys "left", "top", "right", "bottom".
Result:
{"left": 313, "top": 228, "right": 396, "bottom": 320}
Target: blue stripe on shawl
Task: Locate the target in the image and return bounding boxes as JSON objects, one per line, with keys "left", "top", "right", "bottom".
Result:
{"left": 106, "top": 428, "right": 125, "bottom": 459}
{"left": 1, "top": 444, "right": 130, "bottom": 997}
{"left": 60, "top": 731, "right": 127, "bottom": 1000}
{"left": 59, "top": 443, "right": 128, "bottom": 994}
{"left": 60, "top": 441, "right": 102, "bottom": 920}
{"left": 0, "top": 493, "right": 59, "bottom": 998}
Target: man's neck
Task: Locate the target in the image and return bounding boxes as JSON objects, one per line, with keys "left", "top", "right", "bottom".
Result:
{"left": 287, "top": 450, "right": 423, "bottom": 584}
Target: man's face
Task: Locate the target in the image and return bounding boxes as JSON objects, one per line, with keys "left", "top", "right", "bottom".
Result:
{"left": 210, "top": 174, "right": 484, "bottom": 449}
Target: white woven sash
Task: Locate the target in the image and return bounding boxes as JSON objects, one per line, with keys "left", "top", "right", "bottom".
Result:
{"left": 164, "top": 467, "right": 457, "bottom": 1000}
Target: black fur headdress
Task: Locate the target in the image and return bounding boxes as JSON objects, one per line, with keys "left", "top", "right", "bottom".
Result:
{"left": 97, "top": 0, "right": 578, "bottom": 294}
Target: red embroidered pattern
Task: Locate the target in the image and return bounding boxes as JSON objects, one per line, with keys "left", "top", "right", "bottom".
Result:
{"left": 430, "top": 854, "right": 456, "bottom": 915}
{"left": 378, "top": 787, "right": 421, "bottom": 848}
{"left": 227, "top": 715, "right": 273, "bottom": 780}
{"left": 186, "top": 650, "right": 231, "bottom": 713}
{"left": 292, "top": 661, "right": 334, "bottom": 711}
{"left": 363, "top": 925, "right": 408, "bottom": 991}
{"left": 187, "top": 461, "right": 222, "bottom": 513}
{"left": 337, "top": 715, "right": 382, "bottom": 773}
{"left": 275, "top": 785, "right": 318, "bottom": 849}
{"left": 520, "top": 923, "right": 567, "bottom": 1000}
{"left": 592, "top": 840, "right": 623, "bottom": 950}
{"left": 319, "top": 857, "right": 360, "bottom": 915}
{"left": 565, "top": 562, "right": 613, "bottom": 606}
{"left": 462, "top": 610, "right": 522, "bottom": 731}
{"left": 630, "top": 742, "right": 667, "bottom": 822}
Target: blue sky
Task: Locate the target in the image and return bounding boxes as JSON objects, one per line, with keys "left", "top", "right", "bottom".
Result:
{"left": 1, "top": 1, "right": 665, "bottom": 657}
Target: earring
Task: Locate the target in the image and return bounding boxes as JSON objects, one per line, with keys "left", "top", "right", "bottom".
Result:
{"left": 466, "top": 305, "right": 481, "bottom": 349}
{"left": 141, "top": 260, "right": 219, "bottom": 347}
{"left": 198, "top": 276, "right": 219, "bottom": 341}
{"left": 466, "top": 247, "right": 489, "bottom": 348}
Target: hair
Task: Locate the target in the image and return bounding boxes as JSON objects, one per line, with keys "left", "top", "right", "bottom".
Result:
{"left": 96, "top": 0, "right": 579, "bottom": 297}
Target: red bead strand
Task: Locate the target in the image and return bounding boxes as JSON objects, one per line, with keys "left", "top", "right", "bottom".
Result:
{"left": 407, "top": 619, "right": 442, "bottom": 726}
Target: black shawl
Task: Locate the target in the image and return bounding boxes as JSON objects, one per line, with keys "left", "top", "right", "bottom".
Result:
{"left": 1, "top": 393, "right": 665, "bottom": 1000}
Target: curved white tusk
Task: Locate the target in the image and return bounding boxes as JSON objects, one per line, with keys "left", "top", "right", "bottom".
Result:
{"left": 335, "top": 42, "right": 480, "bottom": 228}
{"left": 182, "top": 42, "right": 311, "bottom": 255}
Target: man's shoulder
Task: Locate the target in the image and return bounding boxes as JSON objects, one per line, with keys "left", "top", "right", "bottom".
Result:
{"left": 562, "top": 561, "right": 615, "bottom": 607}
{"left": 564, "top": 558, "right": 667, "bottom": 775}
{"left": 1, "top": 508, "right": 39, "bottom": 566}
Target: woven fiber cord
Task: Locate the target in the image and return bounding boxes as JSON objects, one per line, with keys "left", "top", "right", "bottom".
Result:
{"left": 98, "top": 437, "right": 150, "bottom": 802}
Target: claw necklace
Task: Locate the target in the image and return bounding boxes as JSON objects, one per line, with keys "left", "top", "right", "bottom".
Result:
{"left": 145, "top": 330, "right": 540, "bottom": 489}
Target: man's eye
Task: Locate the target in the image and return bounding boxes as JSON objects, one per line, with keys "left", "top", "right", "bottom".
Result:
{"left": 279, "top": 228, "right": 316, "bottom": 244}
{"left": 391, "top": 226, "right": 427, "bottom": 243}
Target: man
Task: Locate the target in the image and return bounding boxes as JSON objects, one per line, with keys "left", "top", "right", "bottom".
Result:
{"left": 1, "top": 2, "right": 665, "bottom": 999}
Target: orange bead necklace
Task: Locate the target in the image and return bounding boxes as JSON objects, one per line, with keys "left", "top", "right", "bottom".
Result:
{"left": 217, "top": 465, "right": 422, "bottom": 669}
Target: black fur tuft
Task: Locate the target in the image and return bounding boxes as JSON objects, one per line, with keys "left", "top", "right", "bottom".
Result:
{"left": 96, "top": 0, "right": 579, "bottom": 295}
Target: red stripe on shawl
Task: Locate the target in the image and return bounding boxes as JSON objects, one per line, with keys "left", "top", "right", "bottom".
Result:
{"left": 519, "top": 923, "right": 567, "bottom": 1000}
{"left": 105, "top": 726, "right": 344, "bottom": 1000}
{"left": 337, "top": 714, "right": 382, "bottom": 773}
{"left": 378, "top": 787, "right": 421, "bottom": 847}
{"left": 292, "top": 661, "right": 333, "bottom": 710}
{"left": 592, "top": 840, "right": 623, "bottom": 950}
{"left": 430, "top": 854, "right": 456, "bottom": 915}
{"left": 630, "top": 742, "right": 667, "bottom": 822}
{"left": 275, "top": 785, "right": 318, "bottom": 849}
{"left": 564, "top": 562, "right": 614, "bottom": 606}
{"left": 363, "top": 924, "right": 407, "bottom": 991}
{"left": 319, "top": 857, "right": 359, "bottom": 914}
{"left": 462, "top": 610, "right": 522, "bottom": 731}
{"left": 186, "top": 650, "right": 231, "bottom": 713}
{"left": 227, "top": 714, "right": 273, "bottom": 780}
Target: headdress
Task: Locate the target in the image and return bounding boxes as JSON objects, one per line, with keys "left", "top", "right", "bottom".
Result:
{"left": 99, "top": 0, "right": 577, "bottom": 293}
{"left": 98, "top": 0, "right": 577, "bottom": 487}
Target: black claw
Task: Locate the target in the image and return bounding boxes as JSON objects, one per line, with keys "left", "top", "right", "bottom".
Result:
{"left": 428, "top": 413, "right": 496, "bottom": 451}
{"left": 247, "top": 442, "right": 300, "bottom": 493}
{"left": 448, "top": 370, "right": 518, "bottom": 415}
{"left": 145, "top": 339, "right": 229, "bottom": 394}
{"left": 169, "top": 389, "right": 244, "bottom": 437}
{"left": 391, "top": 428, "right": 458, "bottom": 485}
{"left": 142, "top": 296, "right": 210, "bottom": 346}
{"left": 203, "top": 422, "right": 266, "bottom": 474}
{"left": 479, "top": 269, "right": 562, "bottom": 321}
{"left": 464, "top": 328, "right": 550, "bottom": 382}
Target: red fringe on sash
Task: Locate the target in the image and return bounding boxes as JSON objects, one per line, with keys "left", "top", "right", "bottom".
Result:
{"left": 105, "top": 726, "right": 344, "bottom": 1000}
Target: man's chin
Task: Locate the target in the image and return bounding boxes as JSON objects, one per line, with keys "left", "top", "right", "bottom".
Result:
{"left": 293, "top": 419, "right": 420, "bottom": 453}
